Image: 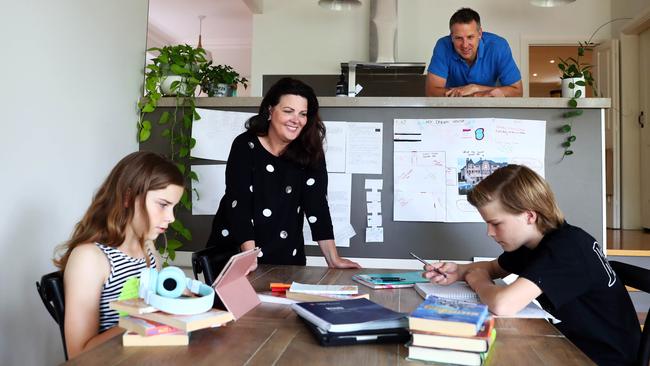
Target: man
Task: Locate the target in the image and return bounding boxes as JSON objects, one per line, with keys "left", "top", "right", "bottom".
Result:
{"left": 425, "top": 8, "right": 522, "bottom": 97}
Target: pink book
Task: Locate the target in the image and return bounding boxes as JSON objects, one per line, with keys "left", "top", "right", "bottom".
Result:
{"left": 211, "top": 248, "right": 261, "bottom": 319}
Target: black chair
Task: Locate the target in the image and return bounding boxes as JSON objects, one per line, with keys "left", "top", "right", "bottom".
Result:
{"left": 610, "top": 261, "right": 650, "bottom": 366}
{"left": 191, "top": 246, "right": 240, "bottom": 308}
{"left": 36, "top": 271, "right": 68, "bottom": 360}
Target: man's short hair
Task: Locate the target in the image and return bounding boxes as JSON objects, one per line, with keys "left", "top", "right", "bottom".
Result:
{"left": 449, "top": 8, "right": 481, "bottom": 29}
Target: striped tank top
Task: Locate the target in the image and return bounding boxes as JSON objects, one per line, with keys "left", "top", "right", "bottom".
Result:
{"left": 96, "top": 243, "right": 156, "bottom": 332}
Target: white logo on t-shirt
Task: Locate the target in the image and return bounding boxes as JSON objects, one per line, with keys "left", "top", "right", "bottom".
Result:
{"left": 592, "top": 241, "right": 616, "bottom": 287}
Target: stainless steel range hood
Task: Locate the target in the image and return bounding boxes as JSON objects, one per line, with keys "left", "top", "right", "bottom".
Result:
{"left": 343, "top": 0, "right": 424, "bottom": 96}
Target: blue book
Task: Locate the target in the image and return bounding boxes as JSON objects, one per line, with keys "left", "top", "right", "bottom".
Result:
{"left": 352, "top": 271, "right": 429, "bottom": 289}
{"left": 409, "top": 296, "right": 489, "bottom": 336}
{"left": 291, "top": 298, "right": 408, "bottom": 333}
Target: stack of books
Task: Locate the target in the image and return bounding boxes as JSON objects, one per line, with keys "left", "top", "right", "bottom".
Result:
{"left": 285, "top": 282, "right": 369, "bottom": 302}
{"left": 407, "top": 296, "right": 496, "bottom": 366}
{"left": 110, "top": 298, "right": 234, "bottom": 346}
{"left": 291, "top": 298, "right": 410, "bottom": 346}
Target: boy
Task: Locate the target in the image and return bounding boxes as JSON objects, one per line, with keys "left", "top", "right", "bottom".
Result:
{"left": 423, "top": 164, "right": 640, "bottom": 365}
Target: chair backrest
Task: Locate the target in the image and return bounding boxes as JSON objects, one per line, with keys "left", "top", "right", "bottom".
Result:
{"left": 610, "top": 260, "right": 650, "bottom": 366}
{"left": 36, "top": 270, "right": 67, "bottom": 360}
{"left": 191, "top": 246, "right": 240, "bottom": 286}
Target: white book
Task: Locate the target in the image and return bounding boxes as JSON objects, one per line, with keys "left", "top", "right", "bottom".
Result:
{"left": 289, "top": 282, "right": 358, "bottom": 295}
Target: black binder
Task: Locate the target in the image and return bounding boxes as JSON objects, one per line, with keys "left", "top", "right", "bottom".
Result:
{"left": 300, "top": 317, "right": 410, "bottom": 347}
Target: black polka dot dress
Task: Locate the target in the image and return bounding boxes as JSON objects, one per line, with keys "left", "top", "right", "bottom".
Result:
{"left": 206, "top": 131, "right": 334, "bottom": 265}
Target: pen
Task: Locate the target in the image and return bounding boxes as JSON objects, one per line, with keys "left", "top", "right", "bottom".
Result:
{"left": 369, "top": 277, "right": 405, "bottom": 282}
{"left": 409, "top": 252, "right": 448, "bottom": 278}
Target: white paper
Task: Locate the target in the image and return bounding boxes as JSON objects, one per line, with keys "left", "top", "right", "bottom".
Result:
{"left": 304, "top": 173, "right": 354, "bottom": 247}
{"left": 367, "top": 213, "right": 382, "bottom": 227}
{"left": 367, "top": 201, "right": 381, "bottom": 214}
{"left": 393, "top": 118, "right": 546, "bottom": 222}
{"left": 346, "top": 122, "right": 383, "bottom": 174}
{"left": 191, "top": 164, "right": 226, "bottom": 215}
{"left": 191, "top": 109, "right": 255, "bottom": 161}
{"left": 364, "top": 179, "right": 383, "bottom": 190}
{"left": 323, "top": 121, "right": 347, "bottom": 173}
{"left": 366, "top": 191, "right": 381, "bottom": 202}
{"left": 365, "top": 227, "right": 384, "bottom": 243}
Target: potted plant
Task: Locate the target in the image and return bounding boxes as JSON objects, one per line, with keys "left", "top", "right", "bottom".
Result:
{"left": 557, "top": 41, "right": 595, "bottom": 103}
{"left": 200, "top": 62, "right": 248, "bottom": 97}
{"left": 137, "top": 44, "right": 208, "bottom": 265}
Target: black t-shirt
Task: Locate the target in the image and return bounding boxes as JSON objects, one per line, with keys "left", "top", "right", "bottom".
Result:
{"left": 206, "top": 131, "right": 334, "bottom": 265}
{"left": 498, "top": 222, "right": 640, "bottom": 366}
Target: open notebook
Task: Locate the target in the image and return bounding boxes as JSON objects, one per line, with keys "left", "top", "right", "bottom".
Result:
{"left": 414, "top": 280, "right": 553, "bottom": 319}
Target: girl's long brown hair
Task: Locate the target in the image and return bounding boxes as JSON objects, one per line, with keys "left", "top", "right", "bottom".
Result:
{"left": 53, "top": 151, "right": 184, "bottom": 271}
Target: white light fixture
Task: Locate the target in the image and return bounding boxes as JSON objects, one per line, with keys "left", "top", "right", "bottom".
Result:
{"left": 318, "top": 0, "right": 362, "bottom": 11}
{"left": 532, "top": 73, "right": 538, "bottom": 77}
{"left": 197, "top": 15, "right": 213, "bottom": 62}
{"left": 530, "top": 0, "right": 575, "bottom": 7}
{"left": 549, "top": 59, "right": 555, "bottom": 64}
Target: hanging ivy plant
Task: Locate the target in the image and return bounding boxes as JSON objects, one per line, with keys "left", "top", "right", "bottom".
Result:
{"left": 137, "top": 44, "right": 208, "bottom": 265}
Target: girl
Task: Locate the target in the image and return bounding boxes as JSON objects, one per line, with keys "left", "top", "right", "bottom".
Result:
{"left": 423, "top": 164, "right": 640, "bottom": 365}
{"left": 53, "top": 151, "right": 184, "bottom": 358}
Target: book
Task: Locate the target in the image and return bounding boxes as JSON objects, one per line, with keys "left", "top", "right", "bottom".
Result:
{"left": 122, "top": 331, "right": 189, "bottom": 347}
{"left": 289, "top": 282, "right": 358, "bottom": 295}
{"left": 285, "top": 291, "right": 369, "bottom": 302}
{"left": 291, "top": 298, "right": 408, "bottom": 333}
{"left": 409, "top": 296, "right": 489, "bottom": 337}
{"left": 414, "top": 282, "right": 480, "bottom": 302}
{"left": 109, "top": 298, "right": 158, "bottom": 315}
{"left": 411, "top": 318, "right": 495, "bottom": 352}
{"left": 118, "top": 316, "right": 181, "bottom": 337}
{"left": 110, "top": 300, "right": 234, "bottom": 332}
{"left": 407, "top": 329, "right": 497, "bottom": 366}
{"left": 352, "top": 271, "right": 428, "bottom": 289}
{"left": 301, "top": 317, "right": 411, "bottom": 347}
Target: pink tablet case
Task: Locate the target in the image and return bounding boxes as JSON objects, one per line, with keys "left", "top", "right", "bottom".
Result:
{"left": 212, "top": 248, "right": 261, "bottom": 319}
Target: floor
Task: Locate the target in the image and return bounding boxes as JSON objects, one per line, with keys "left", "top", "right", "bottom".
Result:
{"left": 607, "top": 229, "right": 650, "bottom": 251}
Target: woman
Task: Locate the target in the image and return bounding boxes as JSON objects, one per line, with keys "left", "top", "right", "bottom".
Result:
{"left": 53, "top": 151, "right": 184, "bottom": 358}
{"left": 206, "top": 77, "right": 360, "bottom": 270}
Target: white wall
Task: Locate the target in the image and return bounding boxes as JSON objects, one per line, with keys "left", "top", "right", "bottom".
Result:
{"left": 0, "top": 1, "right": 148, "bottom": 364}
{"left": 251, "top": 0, "right": 612, "bottom": 96}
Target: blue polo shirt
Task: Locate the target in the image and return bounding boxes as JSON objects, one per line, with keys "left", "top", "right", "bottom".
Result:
{"left": 427, "top": 32, "right": 521, "bottom": 88}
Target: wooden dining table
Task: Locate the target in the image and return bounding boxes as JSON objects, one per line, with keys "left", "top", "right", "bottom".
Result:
{"left": 64, "top": 265, "right": 594, "bottom": 365}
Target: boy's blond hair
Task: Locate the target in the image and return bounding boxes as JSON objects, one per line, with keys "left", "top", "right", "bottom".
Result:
{"left": 467, "top": 164, "right": 564, "bottom": 234}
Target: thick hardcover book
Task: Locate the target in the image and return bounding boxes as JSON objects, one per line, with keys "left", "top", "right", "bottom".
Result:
{"left": 291, "top": 298, "right": 407, "bottom": 333}
{"left": 407, "top": 329, "right": 497, "bottom": 366}
{"left": 301, "top": 317, "right": 410, "bottom": 346}
{"left": 109, "top": 298, "right": 158, "bottom": 315}
{"left": 411, "top": 318, "right": 495, "bottom": 352}
{"left": 352, "top": 271, "right": 428, "bottom": 289}
{"left": 122, "top": 331, "right": 189, "bottom": 346}
{"left": 409, "top": 296, "right": 489, "bottom": 336}
{"left": 118, "top": 316, "right": 181, "bottom": 337}
{"left": 110, "top": 300, "right": 234, "bottom": 332}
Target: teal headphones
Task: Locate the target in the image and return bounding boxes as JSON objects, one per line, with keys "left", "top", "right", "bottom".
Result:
{"left": 138, "top": 266, "right": 215, "bottom": 315}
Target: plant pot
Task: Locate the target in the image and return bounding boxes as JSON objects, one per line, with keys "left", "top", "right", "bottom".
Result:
{"left": 160, "top": 75, "right": 196, "bottom": 96}
{"left": 561, "top": 77, "right": 586, "bottom": 99}
{"left": 203, "top": 82, "right": 235, "bottom": 97}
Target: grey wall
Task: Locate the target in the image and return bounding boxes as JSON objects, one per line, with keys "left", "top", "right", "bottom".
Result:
{"left": 0, "top": 1, "right": 148, "bottom": 364}
{"left": 143, "top": 106, "right": 604, "bottom": 261}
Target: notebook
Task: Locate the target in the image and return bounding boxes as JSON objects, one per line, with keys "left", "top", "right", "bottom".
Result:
{"left": 211, "top": 247, "right": 261, "bottom": 319}
{"left": 300, "top": 317, "right": 410, "bottom": 346}
{"left": 352, "top": 271, "right": 429, "bottom": 289}
{"left": 414, "top": 282, "right": 480, "bottom": 302}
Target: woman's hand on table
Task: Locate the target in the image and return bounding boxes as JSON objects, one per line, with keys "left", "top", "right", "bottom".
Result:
{"left": 329, "top": 256, "right": 362, "bottom": 269}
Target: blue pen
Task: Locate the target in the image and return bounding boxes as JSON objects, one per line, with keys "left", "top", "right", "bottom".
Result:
{"left": 409, "top": 252, "right": 448, "bottom": 278}
{"left": 370, "top": 276, "right": 405, "bottom": 282}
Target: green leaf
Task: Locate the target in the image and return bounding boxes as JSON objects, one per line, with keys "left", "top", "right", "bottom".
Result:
{"left": 568, "top": 82, "right": 574, "bottom": 89}
{"left": 560, "top": 124, "right": 571, "bottom": 133}
{"left": 568, "top": 99, "right": 578, "bottom": 108}
{"left": 189, "top": 170, "right": 199, "bottom": 182}
{"left": 142, "top": 120, "right": 152, "bottom": 129}
{"left": 170, "top": 64, "right": 191, "bottom": 75}
{"left": 574, "top": 90, "right": 582, "bottom": 98}
{"left": 168, "top": 250, "right": 176, "bottom": 261}
{"left": 558, "top": 63, "right": 566, "bottom": 71}
{"left": 170, "top": 219, "right": 184, "bottom": 232}
{"left": 183, "top": 114, "right": 192, "bottom": 130}
{"left": 142, "top": 103, "right": 155, "bottom": 113}
{"left": 189, "top": 138, "right": 197, "bottom": 149}
{"left": 193, "top": 110, "right": 201, "bottom": 121}
{"left": 562, "top": 110, "right": 583, "bottom": 118}
{"left": 568, "top": 135, "right": 576, "bottom": 142}
{"left": 161, "top": 128, "right": 170, "bottom": 137}
{"left": 180, "top": 190, "right": 191, "bottom": 210}
{"left": 157, "top": 245, "right": 165, "bottom": 254}
{"left": 179, "top": 147, "right": 189, "bottom": 157}
{"left": 575, "top": 80, "right": 586, "bottom": 86}
{"left": 181, "top": 228, "right": 192, "bottom": 241}
{"left": 159, "top": 111, "right": 170, "bottom": 124}
{"left": 562, "top": 141, "right": 571, "bottom": 148}
{"left": 564, "top": 150, "right": 574, "bottom": 155}
{"left": 139, "top": 128, "right": 151, "bottom": 142}
{"left": 166, "top": 238, "right": 183, "bottom": 251}
{"left": 176, "top": 163, "right": 185, "bottom": 174}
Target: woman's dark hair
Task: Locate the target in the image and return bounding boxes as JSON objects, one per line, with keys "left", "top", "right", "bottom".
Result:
{"left": 247, "top": 77, "right": 325, "bottom": 168}
{"left": 449, "top": 8, "right": 481, "bottom": 29}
